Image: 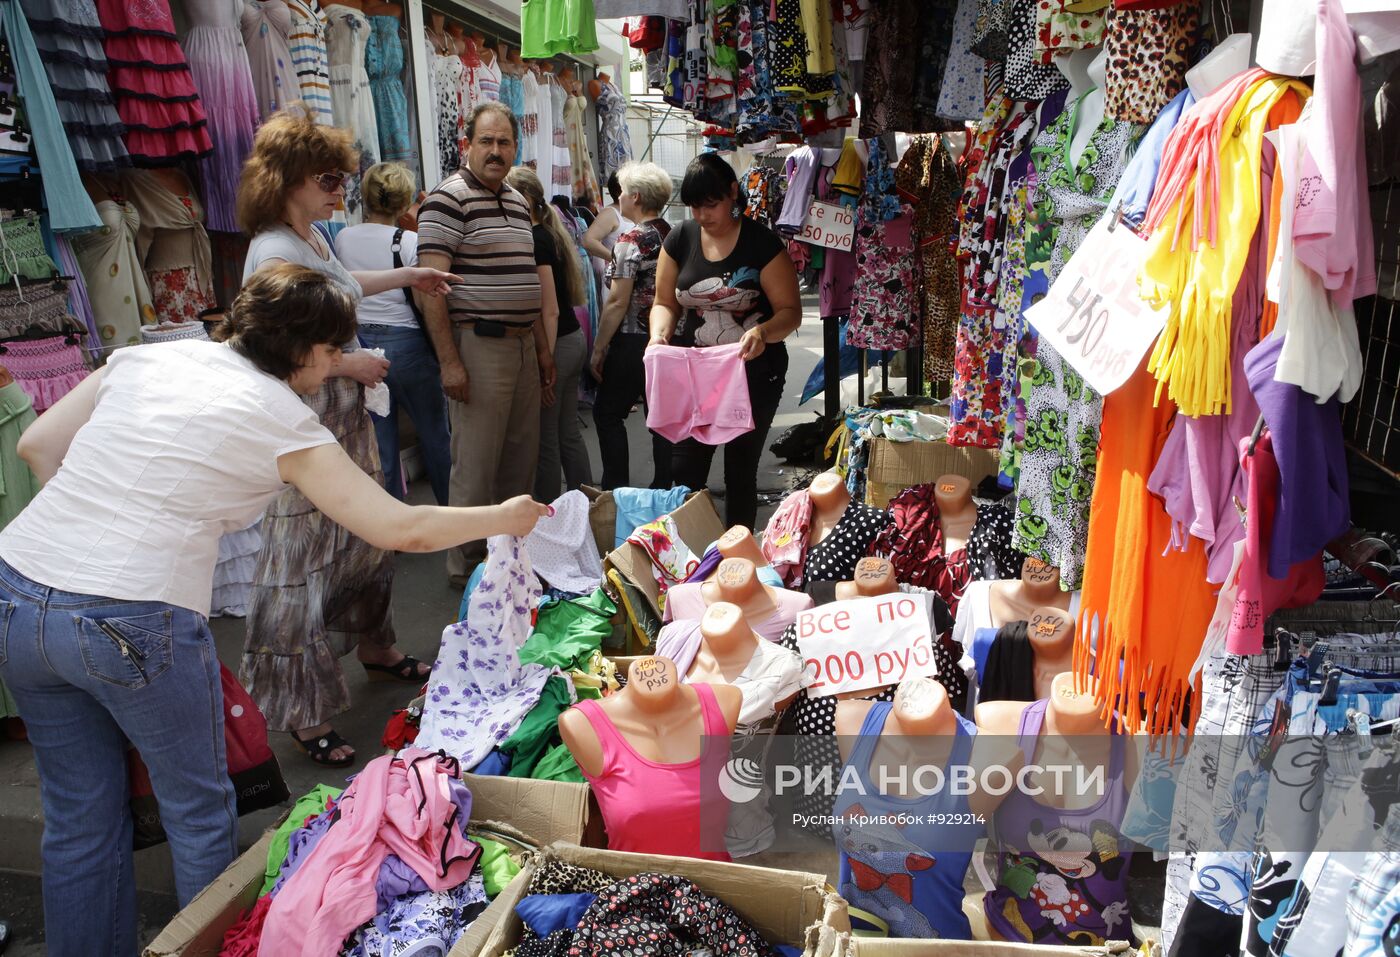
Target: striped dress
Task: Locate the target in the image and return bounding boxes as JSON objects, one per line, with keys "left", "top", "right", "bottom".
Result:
{"left": 287, "top": 0, "right": 333, "bottom": 124}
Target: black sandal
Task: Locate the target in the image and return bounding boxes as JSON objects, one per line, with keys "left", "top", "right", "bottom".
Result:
{"left": 290, "top": 728, "right": 355, "bottom": 767}
{"left": 362, "top": 655, "right": 430, "bottom": 684}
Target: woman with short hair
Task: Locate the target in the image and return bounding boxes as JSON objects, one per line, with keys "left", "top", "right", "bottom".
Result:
{"left": 0, "top": 264, "right": 546, "bottom": 954}
{"left": 235, "top": 108, "right": 458, "bottom": 767}
{"left": 650, "top": 153, "right": 802, "bottom": 529}
{"left": 589, "top": 161, "right": 678, "bottom": 490}
{"left": 334, "top": 161, "right": 453, "bottom": 506}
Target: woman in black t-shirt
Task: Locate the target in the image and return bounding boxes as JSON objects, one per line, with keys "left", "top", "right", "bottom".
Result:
{"left": 506, "top": 167, "right": 593, "bottom": 500}
{"left": 650, "top": 153, "right": 803, "bottom": 529}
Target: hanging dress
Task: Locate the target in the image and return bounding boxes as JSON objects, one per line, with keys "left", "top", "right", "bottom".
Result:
{"left": 95, "top": 0, "right": 214, "bottom": 164}
{"left": 366, "top": 16, "right": 411, "bottom": 161}
{"left": 241, "top": 0, "right": 300, "bottom": 121}
{"left": 285, "top": 0, "right": 333, "bottom": 124}
{"left": 433, "top": 52, "right": 464, "bottom": 175}
{"left": 70, "top": 199, "right": 155, "bottom": 348}
{"left": 552, "top": 81, "right": 576, "bottom": 199}
{"left": 896, "top": 133, "right": 962, "bottom": 382}
{"left": 595, "top": 79, "right": 632, "bottom": 179}
{"left": 1010, "top": 96, "right": 1140, "bottom": 588}
{"left": 323, "top": 4, "right": 378, "bottom": 222}
{"left": 121, "top": 169, "right": 216, "bottom": 324}
{"left": 846, "top": 137, "right": 919, "bottom": 351}
{"left": 182, "top": 0, "right": 260, "bottom": 233}
{"left": 19, "top": 0, "right": 129, "bottom": 172}
{"left": 561, "top": 88, "right": 596, "bottom": 205}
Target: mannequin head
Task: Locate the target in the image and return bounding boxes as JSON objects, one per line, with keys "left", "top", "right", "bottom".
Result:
{"left": 1055, "top": 45, "right": 1106, "bottom": 98}
{"left": 430, "top": 12, "right": 445, "bottom": 30}
{"left": 714, "top": 557, "right": 762, "bottom": 600}
{"left": 933, "top": 474, "right": 973, "bottom": 511}
{"left": 1046, "top": 671, "right": 1103, "bottom": 734}
{"left": 626, "top": 656, "right": 682, "bottom": 711}
{"left": 1020, "top": 556, "right": 1061, "bottom": 597}
{"left": 719, "top": 525, "right": 766, "bottom": 566}
{"left": 588, "top": 77, "right": 603, "bottom": 99}
{"left": 700, "top": 601, "right": 759, "bottom": 658}
{"left": 835, "top": 557, "right": 898, "bottom": 600}
{"left": 1028, "top": 606, "right": 1075, "bottom": 659}
{"left": 809, "top": 471, "right": 850, "bottom": 513}
{"left": 889, "top": 676, "right": 954, "bottom": 736}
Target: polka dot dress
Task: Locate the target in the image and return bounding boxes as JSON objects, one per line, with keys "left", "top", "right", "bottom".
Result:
{"left": 802, "top": 501, "right": 892, "bottom": 585}
{"left": 966, "top": 501, "right": 1024, "bottom": 582}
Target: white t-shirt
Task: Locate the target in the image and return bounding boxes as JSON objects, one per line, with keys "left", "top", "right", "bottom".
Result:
{"left": 0, "top": 340, "right": 337, "bottom": 615}
{"left": 333, "top": 224, "right": 420, "bottom": 328}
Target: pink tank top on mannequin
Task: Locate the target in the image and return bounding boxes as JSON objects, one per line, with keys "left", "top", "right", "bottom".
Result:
{"left": 574, "top": 683, "right": 733, "bottom": 861}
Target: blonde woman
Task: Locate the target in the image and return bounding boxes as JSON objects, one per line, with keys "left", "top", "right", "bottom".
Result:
{"left": 335, "top": 162, "right": 453, "bottom": 506}
{"left": 505, "top": 166, "right": 594, "bottom": 499}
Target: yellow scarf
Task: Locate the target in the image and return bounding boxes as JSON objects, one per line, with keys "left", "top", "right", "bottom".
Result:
{"left": 1140, "top": 75, "right": 1311, "bottom": 418}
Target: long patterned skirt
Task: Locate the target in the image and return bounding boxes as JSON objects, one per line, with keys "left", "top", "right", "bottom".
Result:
{"left": 240, "top": 377, "right": 396, "bottom": 731}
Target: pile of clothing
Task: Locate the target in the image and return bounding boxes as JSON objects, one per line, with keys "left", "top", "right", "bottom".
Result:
{"left": 220, "top": 751, "right": 524, "bottom": 957}
{"left": 505, "top": 855, "right": 804, "bottom": 957}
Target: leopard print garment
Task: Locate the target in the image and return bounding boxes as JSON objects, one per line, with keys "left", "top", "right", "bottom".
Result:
{"left": 1104, "top": 0, "right": 1201, "bottom": 124}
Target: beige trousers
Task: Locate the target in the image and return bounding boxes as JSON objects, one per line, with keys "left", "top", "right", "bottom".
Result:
{"left": 446, "top": 326, "right": 541, "bottom": 575}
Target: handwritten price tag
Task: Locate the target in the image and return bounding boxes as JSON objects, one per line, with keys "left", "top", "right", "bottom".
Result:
{"left": 798, "top": 200, "right": 855, "bottom": 252}
{"left": 794, "top": 594, "right": 935, "bottom": 697}
{"left": 1023, "top": 216, "right": 1169, "bottom": 395}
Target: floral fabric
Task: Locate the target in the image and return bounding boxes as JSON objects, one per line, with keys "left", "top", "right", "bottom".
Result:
{"left": 150, "top": 265, "right": 215, "bottom": 323}
{"left": 1011, "top": 97, "right": 1140, "bottom": 588}
{"left": 1034, "top": 0, "right": 1107, "bottom": 62}
{"left": 415, "top": 535, "right": 570, "bottom": 767}
{"left": 847, "top": 137, "right": 918, "bottom": 350}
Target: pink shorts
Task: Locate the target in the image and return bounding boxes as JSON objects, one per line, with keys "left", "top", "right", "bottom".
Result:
{"left": 643, "top": 342, "right": 754, "bottom": 445}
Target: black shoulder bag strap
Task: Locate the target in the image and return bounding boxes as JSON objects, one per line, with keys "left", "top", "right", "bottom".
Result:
{"left": 391, "top": 227, "right": 426, "bottom": 325}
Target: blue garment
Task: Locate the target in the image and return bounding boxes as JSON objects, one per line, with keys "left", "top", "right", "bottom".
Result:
{"left": 971, "top": 626, "right": 998, "bottom": 683}
{"left": 470, "top": 749, "right": 512, "bottom": 776}
{"left": 832, "top": 701, "right": 980, "bottom": 940}
{"left": 0, "top": 558, "right": 237, "bottom": 954}
{"left": 515, "top": 893, "right": 598, "bottom": 936}
{"left": 357, "top": 323, "right": 452, "bottom": 505}
{"left": 457, "top": 562, "right": 486, "bottom": 620}
{"left": 367, "top": 16, "right": 413, "bottom": 161}
{"left": 1, "top": 0, "right": 99, "bottom": 232}
{"left": 612, "top": 486, "right": 691, "bottom": 547}
{"left": 500, "top": 74, "right": 525, "bottom": 165}
{"left": 1109, "top": 88, "right": 1195, "bottom": 229}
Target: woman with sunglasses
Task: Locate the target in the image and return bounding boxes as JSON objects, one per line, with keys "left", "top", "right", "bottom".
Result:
{"left": 235, "top": 108, "right": 458, "bottom": 767}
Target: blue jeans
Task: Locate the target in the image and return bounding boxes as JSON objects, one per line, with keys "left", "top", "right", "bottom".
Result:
{"left": 358, "top": 323, "right": 453, "bottom": 505}
{"left": 0, "top": 559, "right": 236, "bottom": 956}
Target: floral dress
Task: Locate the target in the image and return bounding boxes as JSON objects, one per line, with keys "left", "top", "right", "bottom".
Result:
{"left": 595, "top": 79, "right": 632, "bottom": 178}
{"left": 846, "top": 137, "right": 918, "bottom": 350}
{"left": 948, "top": 95, "right": 1043, "bottom": 448}
{"left": 1010, "top": 96, "right": 1141, "bottom": 588}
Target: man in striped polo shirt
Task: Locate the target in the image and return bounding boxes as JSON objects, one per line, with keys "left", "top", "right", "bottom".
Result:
{"left": 418, "top": 102, "right": 554, "bottom": 581}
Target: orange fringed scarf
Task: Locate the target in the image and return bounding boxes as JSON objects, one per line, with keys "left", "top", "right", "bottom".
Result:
{"left": 1073, "top": 362, "right": 1217, "bottom": 735}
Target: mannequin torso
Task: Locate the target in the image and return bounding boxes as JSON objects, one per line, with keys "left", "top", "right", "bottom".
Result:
{"left": 807, "top": 471, "right": 852, "bottom": 547}
{"left": 718, "top": 526, "right": 769, "bottom": 567}
{"left": 687, "top": 602, "right": 762, "bottom": 685}
{"left": 1056, "top": 46, "right": 1109, "bottom": 169}
{"left": 558, "top": 657, "right": 741, "bottom": 775}
{"left": 833, "top": 556, "right": 897, "bottom": 601}
{"left": 1027, "top": 606, "right": 1075, "bottom": 701}
{"left": 699, "top": 557, "right": 780, "bottom": 622}
{"left": 988, "top": 557, "right": 1073, "bottom": 626}
{"left": 933, "top": 474, "right": 978, "bottom": 554}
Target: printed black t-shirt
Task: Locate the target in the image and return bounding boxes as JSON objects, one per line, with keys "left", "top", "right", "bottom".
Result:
{"left": 662, "top": 216, "right": 787, "bottom": 347}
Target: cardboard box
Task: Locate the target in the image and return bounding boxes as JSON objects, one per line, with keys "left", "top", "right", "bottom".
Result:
{"left": 849, "top": 941, "right": 1113, "bottom": 956}
{"left": 454, "top": 841, "right": 850, "bottom": 957}
{"left": 579, "top": 484, "right": 617, "bottom": 558}
{"left": 602, "top": 490, "right": 727, "bottom": 650}
{"left": 864, "top": 439, "right": 1000, "bottom": 508}
{"left": 144, "top": 773, "right": 595, "bottom": 957}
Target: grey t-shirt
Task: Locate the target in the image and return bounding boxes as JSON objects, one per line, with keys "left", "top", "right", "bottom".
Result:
{"left": 243, "top": 225, "right": 364, "bottom": 301}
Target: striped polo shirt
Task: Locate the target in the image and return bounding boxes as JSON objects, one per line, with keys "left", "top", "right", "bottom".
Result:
{"left": 417, "top": 167, "right": 541, "bottom": 326}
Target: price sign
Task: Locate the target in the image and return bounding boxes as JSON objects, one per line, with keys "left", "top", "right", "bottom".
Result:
{"left": 798, "top": 200, "right": 855, "bottom": 252}
{"left": 1023, "top": 216, "right": 1169, "bottom": 395}
{"left": 794, "top": 594, "right": 935, "bottom": 697}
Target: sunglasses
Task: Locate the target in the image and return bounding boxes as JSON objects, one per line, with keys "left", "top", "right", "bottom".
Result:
{"left": 312, "top": 171, "right": 349, "bottom": 193}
